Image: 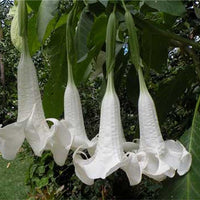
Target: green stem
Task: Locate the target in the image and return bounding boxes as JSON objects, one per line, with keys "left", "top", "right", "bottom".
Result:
{"left": 21, "top": 36, "right": 30, "bottom": 56}
{"left": 121, "top": 0, "right": 127, "bottom": 11}
{"left": 138, "top": 67, "right": 147, "bottom": 93}
{"left": 106, "top": 10, "right": 116, "bottom": 74}
{"left": 66, "top": 8, "right": 75, "bottom": 85}
{"left": 106, "top": 70, "right": 115, "bottom": 94}
{"left": 67, "top": 59, "right": 74, "bottom": 84}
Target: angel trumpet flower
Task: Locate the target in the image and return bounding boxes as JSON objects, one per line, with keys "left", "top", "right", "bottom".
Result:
{"left": 64, "top": 73, "right": 97, "bottom": 150}
{"left": 64, "top": 9, "right": 97, "bottom": 151}
{"left": 0, "top": 38, "right": 72, "bottom": 165}
{"left": 137, "top": 68, "right": 192, "bottom": 181}
{"left": 0, "top": 1, "right": 72, "bottom": 165}
{"left": 73, "top": 71, "right": 145, "bottom": 185}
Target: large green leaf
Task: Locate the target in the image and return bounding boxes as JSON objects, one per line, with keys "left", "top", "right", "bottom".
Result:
{"left": 43, "top": 25, "right": 67, "bottom": 118}
{"left": 37, "top": 0, "right": 59, "bottom": 42}
{"left": 141, "top": 30, "right": 169, "bottom": 72}
{"left": 74, "top": 14, "right": 107, "bottom": 84}
{"left": 144, "top": 0, "right": 186, "bottom": 16}
{"left": 75, "top": 8, "right": 94, "bottom": 61}
{"left": 88, "top": 14, "right": 107, "bottom": 48}
{"left": 154, "top": 67, "right": 196, "bottom": 124}
{"left": 28, "top": 15, "right": 41, "bottom": 55}
{"left": 160, "top": 96, "right": 200, "bottom": 199}
{"left": 10, "top": 5, "right": 40, "bottom": 54}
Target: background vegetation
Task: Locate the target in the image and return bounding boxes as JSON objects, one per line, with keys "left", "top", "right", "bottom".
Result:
{"left": 0, "top": 0, "right": 200, "bottom": 199}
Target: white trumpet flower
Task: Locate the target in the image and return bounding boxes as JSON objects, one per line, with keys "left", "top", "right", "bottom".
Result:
{"left": 0, "top": 39, "right": 72, "bottom": 166}
{"left": 137, "top": 68, "right": 192, "bottom": 181}
{"left": 73, "top": 72, "right": 145, "bottom": 185}
{"left": 64, "top": 82, "right": 97, "bottom": 151}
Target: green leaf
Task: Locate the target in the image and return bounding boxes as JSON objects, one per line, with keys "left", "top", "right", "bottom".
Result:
{"left": 154, "top": 67, "right": 196, "bottom": 124}
{"left": 29, "top": 164, "right": 37, "bottom": 179}
{"left": 55, "top": 14, "right": 68, "bottom": 29}
{"left": 36, "top": 177, "right": 49, "bottom": 188}
{"left": 141, "top": 30, "right": 169, "bottom": 72}
{"left": 37, "top": 166, "right": 45, "bottom": 176}
{"left": 28, "top": 15, "right": 41, "bottom": 55}
{"left": 43, "top": 25, "right": 67, "bottom": 118}
{"left": 10, "top": 5, "right": 40, "bottom": 54}
{"left": 26, "top": 0, "right": 42, "bottom": 12}
{"left": 160, "top": 96, "right": 200, "bottom": 199}
{"left": 10, "top": 7, "right": 22, "bottom": 52}
{"left": 74, "top": 14, "right": 107, "bottom": 84}
{"left": 144, "top": 0, "right": 186, "bottom": 16}
{"left": 37, "top": 0, "right": 59, "bottom": 42}
{"left": 74, "top": 46, "right": 99, "bottom": 84}
{"left": 88, "top": 14, "right": 107, "bottom": 48}
{"left": 75, "top": 8, "right": 94, "bottom": 61}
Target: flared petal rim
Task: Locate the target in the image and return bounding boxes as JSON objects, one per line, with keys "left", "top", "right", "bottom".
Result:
{"left": 73, "top": 146, "right": 145, "bottom": 186}
{"left": 138, "top": 139, "right": 191, "bottom": 180}
{"left": 0, "top": 121, "right": 25, "bottom": 160}
{"left": 121, "top": 152, "right": 145, "bottom": 185}
{"left": 161, "top": 140, "right": 192, "bottom": 176}
{"left": 73, "top": 148, "right": 126, "bottom": 184}
{"left": 45, "top": 119, "right": 73, "bottom": 166}
{"left": 142, "top": 151, "right": 172, "bottom": 181}
{"left": 24, "top": 104, "right": 52, "bottom": 156}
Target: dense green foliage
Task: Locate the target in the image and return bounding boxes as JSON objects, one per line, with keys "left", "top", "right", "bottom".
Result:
{"left": 1, "top": 0, "right": 200, "bottom": 199}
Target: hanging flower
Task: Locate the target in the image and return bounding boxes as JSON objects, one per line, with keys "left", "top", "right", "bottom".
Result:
{"left": 0, "top": 1, "right": 72, "bottom": 165}
{"left": 64, "top": 82, "right": 97, "bottom": 151}
{"left": 137, "top": 68, "right": 192, "bottom": 181}
{"left": 64, "top": 8, "right": 97, "bottom": 152}
{"left": 73, "top": 71, "right": 145, "bottom": 185}
{"left": 0, "top": 39, "right": 72, "bottom": 165}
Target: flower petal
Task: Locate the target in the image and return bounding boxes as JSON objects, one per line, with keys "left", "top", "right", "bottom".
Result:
{"left": 17, "top": 51, "right": 44, "bottom": 123}
{"left": 123, "top": 141, "right": 139, "bottom": 152}
{"left": 73, "top": 148, "right": 123, "bottom": 183}
{"left": 64, "top": 83, "right": 93, "bottom": 149}
{"left": 73, "top": 149, "right": 94, "bottom": 185}
{"left": 138, "top": 90, "right": 164, "bottom": 153}
{"left": 121, "top": 153, "right": 143, "bottom": 185}
{"left": 73, "top": 90, "right": 126, "bottom": 184}
{"left": 160, "top": 140, "right": 191, "bottom": 175}
{"left": 46, "top": 119, "right": 73, "bottom": 166}
{"left": 0, "top": 122, "right": 25, "bottom": 160}
{"left": 24, "top": 104, "right": 51, "bottom": 156}
{"left": 143, "top": 152, "right": 172, "bottom": 181}
{"left": 177, "top": 149, "right": 192, "bottom": 176}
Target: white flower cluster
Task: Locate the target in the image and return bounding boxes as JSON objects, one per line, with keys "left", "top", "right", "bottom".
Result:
{"left": 0, "top": 2, "right": 191, "bottom": 186}
{"left": 0, "top": 44, "right": 191, "bottom": 185}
